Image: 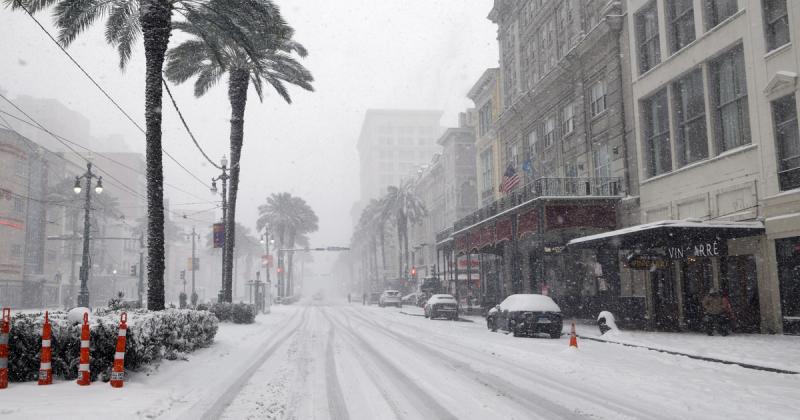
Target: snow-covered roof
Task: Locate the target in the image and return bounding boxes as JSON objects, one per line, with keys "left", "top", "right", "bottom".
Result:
{"left": 567, "top": 219, "right": 764, "bottom": 248}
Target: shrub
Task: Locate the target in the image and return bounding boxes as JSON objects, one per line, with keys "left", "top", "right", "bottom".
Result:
{"left": 6, "top": 309, "right": 218, "bottom": 383}
{"left": 208, "top": 302, "right": 255, "bottom": 324}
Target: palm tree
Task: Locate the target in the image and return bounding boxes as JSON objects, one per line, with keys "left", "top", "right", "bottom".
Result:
{"left": 256, "top": 193, "right": 317, "bottom": 297}
{"left": 165, "top": 8, "right": 313, "bottom": 303}
{"left": 384, "top": 180, "right": 427, "bottom": 283}
{"left": 6, "top": 0, "right": 286, "bottom": 310}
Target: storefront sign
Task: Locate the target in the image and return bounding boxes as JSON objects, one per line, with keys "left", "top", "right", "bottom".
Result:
{"left": 626, "top": 254, "right": 670, "bottom": 270}
{"left": 543, "top": 245, "right": 566, "bottom": 254}
{"left": 666, "top": 241, "right": 721, "bottom": 259}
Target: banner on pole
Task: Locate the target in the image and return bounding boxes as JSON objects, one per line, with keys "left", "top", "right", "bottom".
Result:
{"left": 261, "top": 255, "right": 273, "bottom": 267}
{"left": 187, "top": 257, "right": 200, "bottom": 271}
{"left": 213, "top": 223, "right": 225, "bottom": 248}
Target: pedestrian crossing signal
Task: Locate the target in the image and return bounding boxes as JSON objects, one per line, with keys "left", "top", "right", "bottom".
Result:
{"left": 180, "top": 270, "right": 185, "bottom": 280}
{"left": 130, "top": 264, "right": 137, "bottom": 276}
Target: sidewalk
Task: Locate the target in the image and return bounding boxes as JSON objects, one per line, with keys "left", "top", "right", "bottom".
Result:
{"left": 569, "top": 320, "right": 800, "bottom": 374}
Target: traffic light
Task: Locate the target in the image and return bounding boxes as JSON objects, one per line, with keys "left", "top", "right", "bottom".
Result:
{"left": 180, "top": 270, "right": 186, "bottom": 280}
{"left": 130, "top": 264, "right": 137, "bottom": 276}
{"left": 411, "top": 266, "right": 417, "bottom": 277}
{"left": 277, "top": 267, "right": 283, "bottom": 274}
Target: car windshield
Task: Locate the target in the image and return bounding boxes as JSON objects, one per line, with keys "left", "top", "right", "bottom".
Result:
{"left": 2, "top": 1, "right": 792, "bottom": 418}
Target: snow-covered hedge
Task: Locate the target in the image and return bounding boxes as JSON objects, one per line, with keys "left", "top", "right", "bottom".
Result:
{"left": 200, "top": 302, "right": 255, "bottom": 324}
{"left": 6, "top": 309, "right": 218, "bottom": 383}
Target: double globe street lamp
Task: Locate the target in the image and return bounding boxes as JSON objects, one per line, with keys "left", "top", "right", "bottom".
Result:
{"left": 211, "top": 155, "right": 230, "bottom": 303}
{"left": 73, "top": 161, "right": 103, "bottom": 308}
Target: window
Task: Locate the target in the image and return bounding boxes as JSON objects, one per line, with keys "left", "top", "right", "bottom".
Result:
{"left": 673, "top": 69, "right": 708, "bottom": 166}
{"left": 528, "top": 129, "right": 539, "bottom": 156}
{"left": 594, "top": 144, "right": 610, "bottom": 179}
{"left": 10, "top": 244, "right": 22, "bottom": 259}
{"left": 544, "top": 116, "right": 556, "bottom": 148}
{"left": 564, "top": 159, "right": 578, "bottom": 177}
{"left": 590, "top": 81, "right": 607, "bottom": 117}
{"left": 643, "top": 89, "right": 672, "bottom": 177}
{"left": 705, "top": 0, "right": 738, "bottom": 29}
{"left": 561, "top": 102, "right": 575, "bottom": 136}
{"left": 480, "top": 149, "right": 494, "bottom": 194}
{"left": 772, "top": 94, "right": 800, "bottom": 190}
{"left": 711, "top": 46, "right": 750, "bottom": 152}
{"left": 763, "top": 0, "right": 790, "bottom": 51}
{"left": 667, "top": 0, "right": 696, "bottom": 53}
{"left": 636, "top": 2, "right": 661, "bottom": 73}
{"left": 508, "top": 141, "right": 520, "bottom": 169}
{"left": 13, "top": 197, "right": 24, "bottom": 213}
{"left": 478, "top": 102, "right": 492, "bottom": 137}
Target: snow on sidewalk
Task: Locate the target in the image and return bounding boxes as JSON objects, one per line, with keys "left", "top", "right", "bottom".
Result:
{"left": 0, "top": 306, "right": 301, "bottom": 419}
{"left": 570, "top": 321, "right": 800, "bottom": 373}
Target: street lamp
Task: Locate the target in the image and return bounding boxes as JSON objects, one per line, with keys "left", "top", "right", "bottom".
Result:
{"left": 211, "top": 155, "right": 230, "bottom": 303}
{"left": 260, "top": 225, "right": 273, "bottom": 313}
{"left": 74, "top": 161, "right": 103, "bottom": 308}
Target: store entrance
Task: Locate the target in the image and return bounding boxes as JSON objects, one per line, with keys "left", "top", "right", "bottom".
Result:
{"left": 776, "top": 237, "right": 800, "bottom": 334}
{"left": 723, "top": 255, "right": 760, "bottom": 333}
{"left": 652, "top": 267, "right": 679, "bottom": 331}
{"left": 682, "top": 257, "right": 714, "bottom": 332}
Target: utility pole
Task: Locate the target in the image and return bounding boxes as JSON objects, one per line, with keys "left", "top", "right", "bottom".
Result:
{"left": 210, "top": 155, "right": 229, "bottom": 303}
{"left": 190, "top": 226, "right": 198, "bottom": 305}
{"left": 260, "top": 225, "right": 272, "bottom": 313}
{"left": 138, "top": 231, "right": 145, "bottom": 307}
{"left": 73, "top": 162, "right": 103, "bottom": 308}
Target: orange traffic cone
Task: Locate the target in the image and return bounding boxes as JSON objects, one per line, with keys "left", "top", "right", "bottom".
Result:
{"left": 77, "top": 312, "right": 90, "bottom": 386}
{"left": 569, "top": 321, "right": 578, "bottom": 348}
{"left": 0, "top": 308, "right": 10, "bottom": 389}
{"left": 38, "top": 311, "right": 53, "bottom": 385}
{"left": 110, "top": 312, "right": 127, "bottom": 388}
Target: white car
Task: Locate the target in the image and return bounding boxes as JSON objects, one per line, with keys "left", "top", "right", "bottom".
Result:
{"left": 424, "top": 294, "right": 459, "bottom": 320}
{"left": 379, "top": 290, "right": 402, "bottom": 307}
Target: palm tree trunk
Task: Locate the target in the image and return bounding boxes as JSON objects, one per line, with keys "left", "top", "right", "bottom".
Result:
{"left": 379, "top": 224, "right": 387, "bottom": 270}
{"left": 286, "top": 228, "right": 296, "bottom": 296}
{"left": 397, "top": 224, "right": 403, "bottom": 283}
{"left": 223, "top": 69, "right": 250, "bottom": 303}
{"left": 141, "top": 0, "right": 172, "bottom": 311}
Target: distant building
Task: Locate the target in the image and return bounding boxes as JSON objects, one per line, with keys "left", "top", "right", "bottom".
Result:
{"left": 468, "top": 68, "right": 502, "bottom": 207}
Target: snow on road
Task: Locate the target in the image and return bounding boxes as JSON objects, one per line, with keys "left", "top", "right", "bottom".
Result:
{"left": 3, "top": 302, "right": 798, "bottom": 419}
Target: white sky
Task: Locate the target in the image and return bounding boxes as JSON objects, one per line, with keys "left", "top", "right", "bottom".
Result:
{"left": 0, "top": 0, "right": 498, "bottom": 274}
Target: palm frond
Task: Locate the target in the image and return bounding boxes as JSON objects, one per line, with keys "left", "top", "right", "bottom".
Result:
{"left": 193, "top": 64, "right": 224, "bottom": 97}
{"left": 105, "top": 1, "right": 140, "bottom": 69}
{"left": 54, "top": 0, "right": 113, "bottom": 47}
{"left": 165, "top": 39, "right": 211, "bottom": 84}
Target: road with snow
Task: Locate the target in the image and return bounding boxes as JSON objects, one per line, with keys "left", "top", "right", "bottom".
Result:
{"left": 3, "top": 301, "right": 797, "bottom": 419}
{"left": 215, "top": 302, "right": 799, "bottom": 420}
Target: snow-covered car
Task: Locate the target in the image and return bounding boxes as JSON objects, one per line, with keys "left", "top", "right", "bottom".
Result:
{"left": 489, "top": 294, "right": 562, "bottom": 338}
{"left": 379, "top": 290, "right": 402, "bottom": 307}
{"left": 402, "top": 292, "right": 425, "bottom": 306}
{"left": 424, "top": 294, "right": 458, "bottom": 320}
{"left": 368, "top": 292, "right": 382, "bottom": 305}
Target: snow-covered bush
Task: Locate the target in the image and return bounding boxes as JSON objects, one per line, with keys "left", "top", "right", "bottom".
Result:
{"left": 208, "top": 302, "right": 255, "bottom": 324}
{"left": 6, "top": 309, "right": 218, "bottom": 383}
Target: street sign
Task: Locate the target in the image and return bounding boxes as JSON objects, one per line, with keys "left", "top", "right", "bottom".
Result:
{"left": 213, "top": 223, "right": 225, "bottom": 248}
{"left": 262, "top": 255, "right": 273, "bottom": 267}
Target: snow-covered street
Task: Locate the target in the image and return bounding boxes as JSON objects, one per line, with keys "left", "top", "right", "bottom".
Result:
{"left": 2, "top": 301, "right": 799, "bottom": 419}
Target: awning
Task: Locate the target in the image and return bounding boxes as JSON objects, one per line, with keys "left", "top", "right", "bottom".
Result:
{"left": 567, "top": 219, "right": 765, "bottom": 249}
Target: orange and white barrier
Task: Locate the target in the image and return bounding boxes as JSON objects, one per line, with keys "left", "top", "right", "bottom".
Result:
{"left": 569, "top": 321, "right": 578, "bottom": 348}
{"left": 110, "top": 312, "right": 127, "bottom": 388}
{"left": 0, "top": 308, "right": 9, "bottom": 389}
{"left": 38, "top": 311, "right": 53, "bottom": 385}
{"left": 77, "top": 312, "right": 90, "bottom": 386}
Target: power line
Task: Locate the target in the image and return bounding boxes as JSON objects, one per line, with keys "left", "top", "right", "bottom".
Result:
{"left": 15, "top": 2, "right": 213, "bottom": 189}
{"left": 162, "top": 78, "right": 222, "bottom": 170}
{"left": 0, "top": 109, "right": 216, "bottom": 204}
{"left": 0, "top": 94, "right": 213, "bottom": 224}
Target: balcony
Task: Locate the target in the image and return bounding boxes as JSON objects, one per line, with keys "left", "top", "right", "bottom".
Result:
{"left": 453, "top": 177, "right": 624, "bottom": 231}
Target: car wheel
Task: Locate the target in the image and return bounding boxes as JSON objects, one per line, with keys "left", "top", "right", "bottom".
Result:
{"left": 451, "top": 314, "right": 458, "bottom": 321}
{"left": 431, "top": 310, "right": 437, "bottom": 319}
{"left": 512, "top": 326, "right": 521, "bottom": 337}
{"left": 550, "top": 331, "right": 561, "bottom": 339}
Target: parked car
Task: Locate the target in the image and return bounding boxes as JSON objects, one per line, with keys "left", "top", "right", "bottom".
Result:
{"left": 424, "top": 294, "right": 459, "bottom": 320}
{"left": 379, "top": 290, "right": 402, "bottom": 307}
{"left": 368, "top": 292, "right": 382, "bottom": 305}
{"left": 487, "top": 294, "right": 562, "bottom": 338}
{"left": 402, "top": 292, "right": 425, "bottom": 306}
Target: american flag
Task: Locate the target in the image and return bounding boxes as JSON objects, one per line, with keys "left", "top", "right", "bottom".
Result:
{"left": 499, "top": 164, "right": 521, "bottom": 194}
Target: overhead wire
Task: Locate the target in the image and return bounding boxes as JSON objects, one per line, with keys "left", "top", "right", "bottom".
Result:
{"left": 14, "top": 1, "right": 214, "bottom": 189}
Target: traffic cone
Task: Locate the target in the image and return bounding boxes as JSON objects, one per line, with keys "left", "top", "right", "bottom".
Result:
{"left": 569, "top": 321, "right": 578, "bottom": 348}
{"left": 0, "top": 308, "right": 10, "bottom": 389}
{"left": 77, "top": 312, "right": 90, "bottom": 386}
{"left": 110, "top": 312, "right": 127, "bottom": 388}
{"left": 38, "top": 311, "right": 53, "bottom": 385}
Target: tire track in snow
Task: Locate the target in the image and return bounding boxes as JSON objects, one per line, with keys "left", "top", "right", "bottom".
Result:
{"left": 179, "top": 306, "right": 311, "bottom": 420}
{"left": 322, "top": 307, "right": 459, "bottom": 420}
{"left": 345, "top": 306, "right": 668, "bottom": 420}
{"left": 324, "top": 327, "right": 351, "bottom": 420}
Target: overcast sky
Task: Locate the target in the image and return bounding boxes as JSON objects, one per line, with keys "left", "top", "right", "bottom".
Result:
{"left": 0, "top": 0, "right": 498, "bottom": 274}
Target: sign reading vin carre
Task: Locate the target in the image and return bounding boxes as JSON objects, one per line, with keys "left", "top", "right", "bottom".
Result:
{"left": 666, "top": 240, "right": 723, "bottom": 259}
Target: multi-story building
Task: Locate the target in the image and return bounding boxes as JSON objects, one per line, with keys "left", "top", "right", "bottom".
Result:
{"left": 569, "top": 0, "right": 800, "bottom": 335}
{"left": 437, "top": 1, "right": 636, "bottom": 315}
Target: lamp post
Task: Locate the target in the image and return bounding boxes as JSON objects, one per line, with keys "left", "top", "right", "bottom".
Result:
{"left": 74, "top": 161, "right": 103, "bottom": 308}
{"left": 260, "top": 226, "right": 273, "bottom": 313}
{"left": 211, "top": 155, "right": 229, "bottom": 303}
{"left": 186, "top": 226, "right": 199, "bottom": 306}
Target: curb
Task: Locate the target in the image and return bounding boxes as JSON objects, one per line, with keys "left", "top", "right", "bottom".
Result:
{"left": 578, "top": 335, "right": 798, "bottom": 375}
